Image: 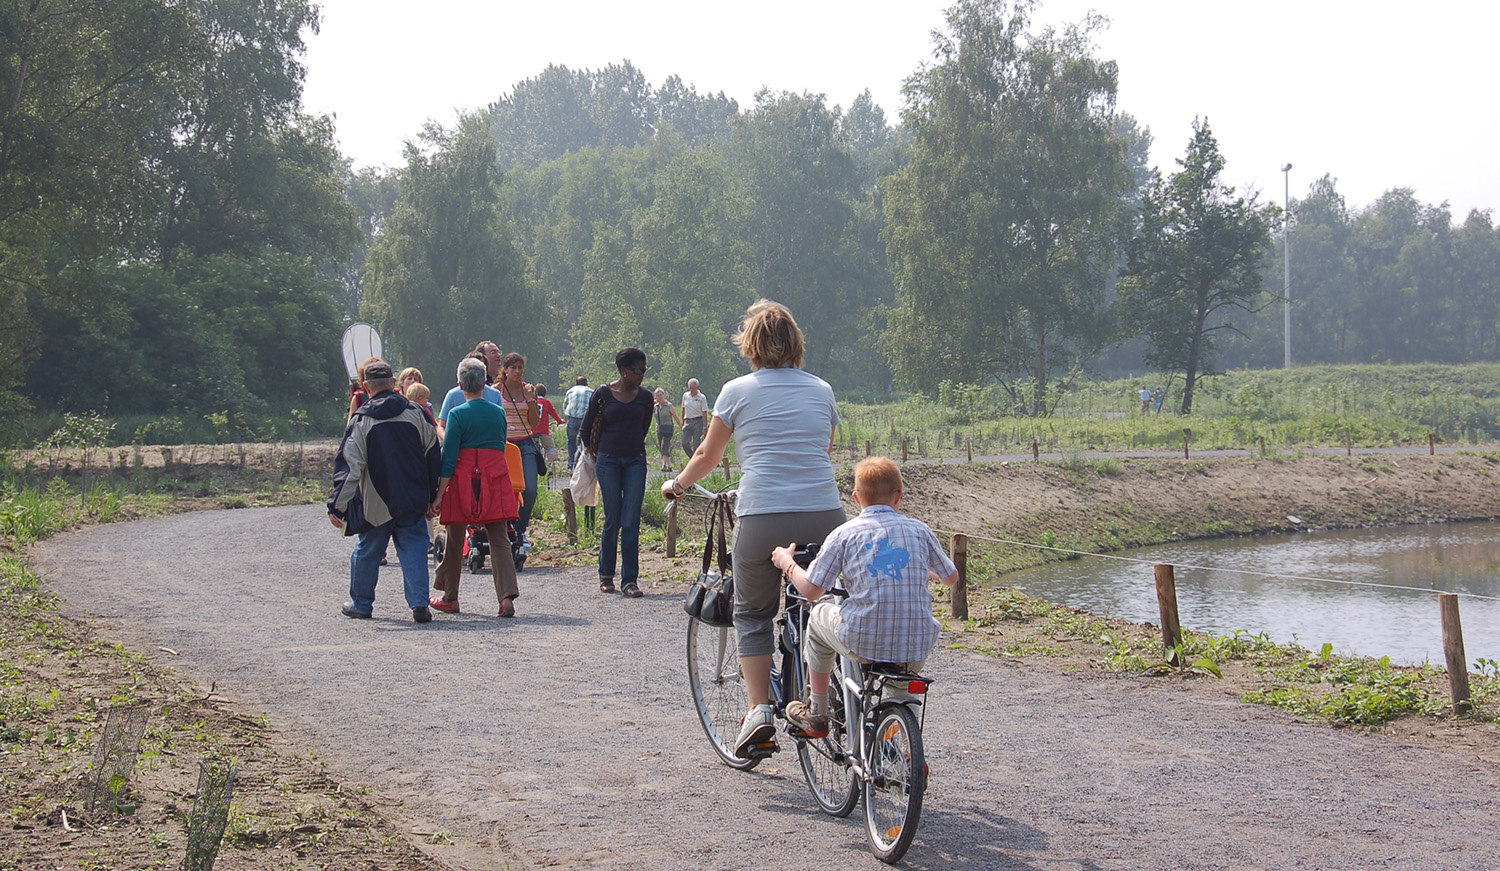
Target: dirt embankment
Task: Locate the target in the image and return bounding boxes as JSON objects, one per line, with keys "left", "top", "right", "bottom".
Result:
{"left": 894, "top": 452, "right": 1500, "bottom": 570}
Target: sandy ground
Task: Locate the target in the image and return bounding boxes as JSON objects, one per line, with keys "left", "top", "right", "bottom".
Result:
{"left": 31, "top": 456, "right": 1500, "bottom": 870}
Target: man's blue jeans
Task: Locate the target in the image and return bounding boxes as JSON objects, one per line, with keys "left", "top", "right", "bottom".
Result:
{"left": 349, "top": 515, "right": 431, "bottom": 614}
{"left": 566, "top": 417, "right": 583, "bottom": 469}
{"left": 596, "top": 452, "right": 646, "bottom": 585}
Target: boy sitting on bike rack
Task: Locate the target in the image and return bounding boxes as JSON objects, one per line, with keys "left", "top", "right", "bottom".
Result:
{"left": 770, "top": 457, "right": 960, "bottom": 737}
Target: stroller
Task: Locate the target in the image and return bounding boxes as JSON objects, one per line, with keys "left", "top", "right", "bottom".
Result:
{"left": 429, "top": 441, "right": 529, "bottom": 574}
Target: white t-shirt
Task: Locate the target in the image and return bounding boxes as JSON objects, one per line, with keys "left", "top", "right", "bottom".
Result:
{"left": 713, "top": 367, "right": 840, "bottom": 516}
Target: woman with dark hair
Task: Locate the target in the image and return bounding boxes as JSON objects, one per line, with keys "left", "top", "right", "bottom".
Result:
{"left": 661, "top": 300, "right": 844, "bottom": 758}
{"left": 495, "top": 351, "right": 542, "bottom": 557}
{"left": 579, "top": 348, "right": 654, "bottom": 598}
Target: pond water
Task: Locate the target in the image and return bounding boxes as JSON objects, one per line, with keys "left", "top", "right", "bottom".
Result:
{"left": 994, "top": 521, "right": 1500, "bottom": 667}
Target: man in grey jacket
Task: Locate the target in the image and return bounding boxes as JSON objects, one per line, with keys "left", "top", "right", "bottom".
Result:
{"left": 328, "top": 359, "right": 442, "bottom": 622}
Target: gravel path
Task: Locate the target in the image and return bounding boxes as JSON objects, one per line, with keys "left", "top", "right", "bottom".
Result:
{"left": 33, "top": 504, "right": 1500, "bottom": 870}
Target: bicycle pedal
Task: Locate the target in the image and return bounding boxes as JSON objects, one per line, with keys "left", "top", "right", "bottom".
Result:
{"left": 745, "top": 741, "right": 778, "bottom": 759}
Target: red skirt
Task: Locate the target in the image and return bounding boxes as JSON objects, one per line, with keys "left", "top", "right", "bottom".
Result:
{"left": 439, "top": 447, "right": 518, "bottom": 526}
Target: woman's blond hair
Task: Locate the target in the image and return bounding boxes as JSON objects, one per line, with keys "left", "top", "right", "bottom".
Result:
{"left": 734, "top": 299, "right": 804, "bottom": 369}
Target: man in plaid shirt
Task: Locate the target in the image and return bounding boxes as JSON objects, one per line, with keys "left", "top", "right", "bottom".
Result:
{"left": 771, "top": 456, "right": 958, "bottom": 737}
{"left": 563, "top": 376, "right": 592, "bottom": 470}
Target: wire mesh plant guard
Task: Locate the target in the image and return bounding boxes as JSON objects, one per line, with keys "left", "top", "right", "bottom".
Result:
{"left": 183, "top": 760, "right": 237, "bottom": 871}
{"left": 84, "top": 705, "right": 149, "bottom": 813}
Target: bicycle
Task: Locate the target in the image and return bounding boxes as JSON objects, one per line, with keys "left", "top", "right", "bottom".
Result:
{"left": 682, "top": 485, "right": 931, "bottom": 863}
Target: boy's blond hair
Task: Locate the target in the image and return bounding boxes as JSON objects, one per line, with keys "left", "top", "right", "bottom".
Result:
{"left": 404, "top": 382, "right": 431, "bottom": 404}
{"left": 854, "top": 457, "right": 903, "bottom": 504}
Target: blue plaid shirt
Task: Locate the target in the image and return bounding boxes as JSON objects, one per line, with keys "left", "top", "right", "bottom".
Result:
{"left": 563, "top": 384, "right": 592, "bottom": 419}
{"left": 806, "top": 504, "right": 957, "bottom": 663}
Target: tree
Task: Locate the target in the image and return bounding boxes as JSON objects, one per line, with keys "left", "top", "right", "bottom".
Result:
{"left": 489, "top": 61, "right": 668, "bottom": 171}
{"left": 883, "top": 0, "right": 1135, "bottom": 413}
{"left": 501, "top": 135, "right": 686, "bottom": 384}
{"left": 1282, "top": 174, "right": 1357, "bottom": 363}
{"left": 0, "top": 0, "right": 192, "bottom": 407}
{"left": 728, "top": 91, "right": 890, "bottom": 387}
{"left": 614, "top": 145, "right": 751, "bottom": 393}
{"left": 654, "top": 74, "right": 738, "bottom": 146}
{"left": 1118, "top": 120, "right": 1274, "bottom": 413}
{"left": 328, "top": 165, "right": 399, "bottom": 321}
{"left": 1, "top": 0, "right": 357, "bottom": 434}
{"left": 155, "top": 0, "right": 354, "bottom": 264}
{"left": 1448, "top": 210, "right": 1500, "bottom": 360}
{"left": 360, "top": 113, "right": 539, "bottom": 379}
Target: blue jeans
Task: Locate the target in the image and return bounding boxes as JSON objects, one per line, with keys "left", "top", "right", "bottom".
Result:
{"left": 513, "top": 438, "right": 539, "bottom": 539}
{"left": 566, "top": 417, "right": 584, "bottom": 469}
{"left": 596, "top": 452, "right": 646, "bottom": 585}
{"left": 349, "top": 515, "right": 431, "bottom": 613}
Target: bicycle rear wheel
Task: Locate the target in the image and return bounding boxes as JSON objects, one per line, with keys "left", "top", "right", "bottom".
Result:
{"left": 863, "top": 703, "right": 925, "bottom": 863}
{"left": 796, "top": 673, "right": 857, "bottom": 817}
{"left": 686, "top": 617, "right": 760, "bottom": 770}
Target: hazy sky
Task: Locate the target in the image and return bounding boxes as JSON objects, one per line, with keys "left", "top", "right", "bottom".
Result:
{"left": 302, "top": 0, "right": 1500, "bottom": 217}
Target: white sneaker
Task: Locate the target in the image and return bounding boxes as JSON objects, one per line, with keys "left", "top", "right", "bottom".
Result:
{"left": 733, "top": 704, "right": 777, "bottom": 758}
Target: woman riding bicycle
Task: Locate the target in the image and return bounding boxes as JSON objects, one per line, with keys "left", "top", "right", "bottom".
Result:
{"left": 662, "top": 299, "right": 845, "bottom": 759}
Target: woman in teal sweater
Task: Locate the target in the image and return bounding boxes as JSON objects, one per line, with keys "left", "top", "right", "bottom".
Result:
{"left": 429, "top": 358, "right": 521, "bottom": 618}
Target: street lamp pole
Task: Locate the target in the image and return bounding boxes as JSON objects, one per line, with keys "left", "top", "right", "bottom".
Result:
{"left": 1281, "top": 162, "right": 1292, "bottom": 369}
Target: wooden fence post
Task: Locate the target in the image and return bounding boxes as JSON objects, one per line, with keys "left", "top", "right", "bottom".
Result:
{"left": 1154, "top": 563, "right": 1182, "bottom": 663}
{"left": 950, "top": 533, "right": 968, "bottom": 620}
{"left": 1032, "top": 438, "right": 1039, "bottom": 462}
{"left": 563, "top": 488, "right": 578, "bottom": 544}
{"left": 665, "top": 499, "right": 678, "bottom": 558}
{"left": 1440, "top": 593, "right": 1472, "bottom": 716}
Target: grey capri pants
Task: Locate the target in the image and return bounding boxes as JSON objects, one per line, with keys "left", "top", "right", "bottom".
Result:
{"left": 732, "top": 507, "right": 847, "bottom": 657}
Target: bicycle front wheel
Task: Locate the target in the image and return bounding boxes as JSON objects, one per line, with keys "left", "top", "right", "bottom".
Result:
{"left": 863, "top": 703, "right": 925, "bottom": 863}
{"left": 686, "top": 617, "right": 759, "bottom": 770}
{"left": 797, "top": 666, "right": 857, "bottom": 816}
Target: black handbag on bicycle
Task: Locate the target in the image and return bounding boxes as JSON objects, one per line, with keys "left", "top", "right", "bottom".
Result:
{"left": 683, "top": 494, "right": 735, "bottom": 627}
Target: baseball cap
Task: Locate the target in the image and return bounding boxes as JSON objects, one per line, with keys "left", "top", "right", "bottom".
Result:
{"left": 362, "top": 360, "right": 394, "bottom": 380}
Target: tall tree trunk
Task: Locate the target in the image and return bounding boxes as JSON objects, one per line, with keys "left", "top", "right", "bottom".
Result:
{"left": 1181, "top": 320, "right": 1204, "bottom": 414}
{"left": 1031, "top": 317, "right": 1047, "bottom": 416}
